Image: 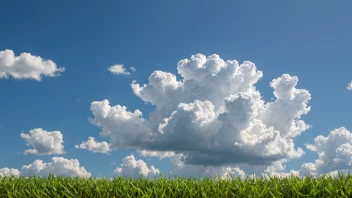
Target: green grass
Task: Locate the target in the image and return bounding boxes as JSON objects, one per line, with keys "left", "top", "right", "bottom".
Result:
{"left": 1, "top": 173, "right": 352, "bottom": 197}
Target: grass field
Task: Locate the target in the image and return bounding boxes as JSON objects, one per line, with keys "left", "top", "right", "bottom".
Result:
{"left": 1, "top": 174, "right": 352, "bottom": 198}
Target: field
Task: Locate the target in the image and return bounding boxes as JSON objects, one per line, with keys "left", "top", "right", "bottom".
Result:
{"left": 1, "top": 174, "right": 352, "bottom": 198}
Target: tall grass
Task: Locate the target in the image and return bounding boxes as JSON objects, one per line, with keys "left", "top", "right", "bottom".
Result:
{"left": 1, "top": 173, "right": 352, "bottom": 197}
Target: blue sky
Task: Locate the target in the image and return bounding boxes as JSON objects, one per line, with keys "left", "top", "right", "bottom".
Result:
{"left": 0, "top": 0, "right": 351, "bottom": 179}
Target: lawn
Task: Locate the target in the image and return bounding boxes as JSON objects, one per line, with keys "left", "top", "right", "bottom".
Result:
{"left": 1, "top": 174, "right": 352, "bottom": 197}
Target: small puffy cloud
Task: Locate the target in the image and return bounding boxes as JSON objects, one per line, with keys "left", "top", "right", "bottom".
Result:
{"left": 20, "top": 128, "right": 65, "bottom": 155}
{"left": 75, "top": 137, "right": 111, "bottom": 153}
{"left": 0, "top": 168, "right": 20, "bottom": 177}
{"left": 299, "top": 127, "right": 352, "bottom": 177}
{"left": 114, "top": 155, "right": 160, "bottom": 179}
{"left": 0, "top": 49, "right": 64, "bottom": 81}
{"left": 305, "top": 143, "right": 317, "bottom": 152}
{"left": 0, "top": 157, "right": 91, "bottom": 178}
{"left": 20, "top": 157, "right": 91, "bottom": 178}
{"left": 347, "top": 81, "right": 352, "bottom": 91}
{"left": 108, "top": 64, "right": 130, "bottom": 75}
{"left": 129, "top": 66, "right": 136, "bottom": 72}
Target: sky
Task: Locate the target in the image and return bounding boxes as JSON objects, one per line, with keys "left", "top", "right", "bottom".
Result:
{"left": 0, "top": 0, "right": 352, "bottom": 179}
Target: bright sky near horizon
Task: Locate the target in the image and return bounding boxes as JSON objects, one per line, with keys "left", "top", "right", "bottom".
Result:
{"left": 0, "top": 0, "right": 352, "bottom": 179}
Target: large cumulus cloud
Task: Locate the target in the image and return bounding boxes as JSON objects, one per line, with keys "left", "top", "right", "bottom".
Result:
{"left": 82, "top": 53, "right": 313, "bottom": 178}
{"left": 0, "top": 49, "right": 64, "bottom": 80}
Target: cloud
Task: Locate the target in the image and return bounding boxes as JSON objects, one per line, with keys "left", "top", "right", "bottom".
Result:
{"left": 347, "top": 81, "right": 352, "bottom": 91}
{"left": 167, "top": 154, "right": 300, "bottom": 180}
{"left": 114, "top": 155, "right": 160, "bottom": 179}
{"left": 305, "top": 143, "right": 317, "bottom": 152}
{"left": 0, "top": 168, "right": 20, "bottom": 177}
{"left": 299, "top": 127, "right": 352, "bottom": 177}
{"left": 75, "top": 53, "right": 319, "bottom": 180}
{"left": 135, "top": 150, "right": 300, "bottom": 180}
{"left": 108, "top": 64, "right": 131, "bottom": 75}
{"left": 168, "top": 153, "right": 247, "bottom": 180}
{"left": 0, "top": 157, "right": 91, "bottom": 178}
{"left": 22, "top": 157, "right": 91, "bottom": 178}
{"left": 88, "top": 53, "right": 311, "bottom": 170}
{"left": 89, "top": 99, "right": 150, "bottom": 145}
{"left": 137, "top": 149, "right": 175, "bottom": 159}
{"left": 129, "top": 66, "right": 136, "bottom": 72}
{"left": 0, "top": 49, "right": 64, "bottom": 81}
{"left": 20, "top": 128, "right": 65, "bottom": 155}
{"left": 75, "top": 137, "right": 111, "bottom": 153}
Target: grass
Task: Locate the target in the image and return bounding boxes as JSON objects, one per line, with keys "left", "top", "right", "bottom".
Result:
{"left": 1, "top": 173, "right": 352, "bottom": 197}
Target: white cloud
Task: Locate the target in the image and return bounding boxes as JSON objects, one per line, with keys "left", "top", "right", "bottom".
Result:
{"left": 0, "top": 157, "right": 91, "bottom": 178}
{"left": 0, "top": 49, "right": 64, "bottom": 81}
{"left": 137, "top": 149, "right": 175, "bottom": 159}
{"left": 114, "top": 155, "right": 160, "bottom": 179}
{"left": 305, "top": 143, "right": 317, "bottom": 152}
{"left": 89, "top": 54, "right": 310, "bottom": 168}
{"left": 299, "top": 127, "right": 352, "bottom": 177}
{"left": 347, "top": 81, "right": 352, "bottom": 91}
{"left": 20, "top": 157, "right": 91, "bottom": 178}
{"left": 168, "top": 154, "right": 247, "bottom": 180}
{"left": 325, "top": 169, "right": 352, "bottom": 178}
{"left": 89, "top": 99, "right": 151, "bottom": 145}
{"left": 82, "top": 53, "right": 317, "bottom": 179}
{"left": 20, "top": 128, "right": 65, "bottom": 155}
{"left": 129, "top": 66, "right": 136, "bottom": 72}
{"left": 75, "top": 137, "right": 111, "bottom": 153}
{"left": 108, "top": 64, "right": 130, "bottom": 75}
{"left": 168, "top": 154, "right": 299, "bottom": 180}
{"left": 261, "top": 74, "right": 311, "bottom": 139}
{"left": 0, "top": 168, "right": 20, "bottom": 177}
